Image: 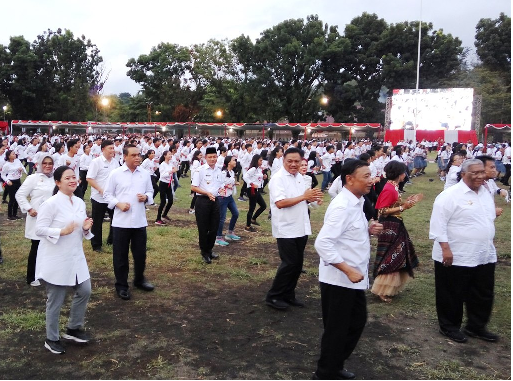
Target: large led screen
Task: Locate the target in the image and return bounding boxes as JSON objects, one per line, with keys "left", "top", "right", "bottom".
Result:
{"left": 390, "top": 88, "right": 474, "bottom": 130}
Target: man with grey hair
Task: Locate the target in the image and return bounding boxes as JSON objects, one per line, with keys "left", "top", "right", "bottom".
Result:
{"left": 429, "top": 159, "right": 498, "bottom": 343}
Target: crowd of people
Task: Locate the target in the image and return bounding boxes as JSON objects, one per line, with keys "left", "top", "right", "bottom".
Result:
{"left": 0, "top": 131, "right": 509, "bottom": 376}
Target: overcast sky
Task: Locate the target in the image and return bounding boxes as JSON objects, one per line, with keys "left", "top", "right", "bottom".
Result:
{"left": 1, "top": 0, "right": 510, "bottom": 95}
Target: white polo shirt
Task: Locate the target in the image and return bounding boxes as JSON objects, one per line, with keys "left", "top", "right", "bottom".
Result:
{"left": 87, "top": 154, "right": 120, "bottom": 203}
{"left": 269, "top": 166, "right": 311, "bottom": 238}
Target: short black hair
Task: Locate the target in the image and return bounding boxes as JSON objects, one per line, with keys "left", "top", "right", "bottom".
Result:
{"left": 101, "top": 140, "right": 114, "bottom": 150}
{"left": 476, "top": 155, "right": 495, "bottom": 166}
{"left": 283, "top": 147, "right": 304, "bottom": 158}
{"left": 384, "top": 161, "right": 407, "bottom": 180}
{"left": 67, "top": 139, "right": 78, "bottom": 150}
{"left": 340, "top": 159, "right": 369, "bottom": 185}
{"left": 123, "top": 144, "right": 137, "bottom": 156}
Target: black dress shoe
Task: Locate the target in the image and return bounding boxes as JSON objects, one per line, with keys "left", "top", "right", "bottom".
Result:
{"left": 210, "top": 252, "right": 219, "bottom": 259}
{"left": 463, "top": 327, "right": 499, "bottom": 342}
{"left": 201, "top": 253, "right": 212, "bottom": 264}
{"left": 265, "top": 298, "right": 289, "bottom": 310}
{"left": 92, "top": 247, "right": 103, "bottom": 253}
{"left": 338, "top": 369, "right": 356, "bottom": 379}
{"left": 284, "top": 298, "right": 305, "bottom": 307}
{"left": 439, "top": 328, "right": 467, "bottom": 343}
{"left": 117, "top": 289, "right": 130, "bottom": 300}
{"left": 312, "top": 370, "right": 355, "bottom": 380}
{"left": 134, "top": 280, "right": 154, "bottom": 291}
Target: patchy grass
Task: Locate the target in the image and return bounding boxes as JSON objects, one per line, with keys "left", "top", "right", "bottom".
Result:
{"left": 0, "top": 154, "right": 509, "bottom": 380}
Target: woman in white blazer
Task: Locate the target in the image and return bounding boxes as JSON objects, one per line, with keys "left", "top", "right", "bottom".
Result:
{"left": 15, "top": 154, "right": 55, "bottom": 286}
{"left": 35, "top": 166, "right": 94, "bottom": 355}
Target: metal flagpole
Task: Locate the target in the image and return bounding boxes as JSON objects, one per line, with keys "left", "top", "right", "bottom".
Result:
{"left": 414, "top": 0, "right": 422, "bottom": 138}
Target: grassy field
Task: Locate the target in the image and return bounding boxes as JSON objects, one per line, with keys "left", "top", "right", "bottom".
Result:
{"left": 0, "top": 153, "right": 510, "bottom": 379}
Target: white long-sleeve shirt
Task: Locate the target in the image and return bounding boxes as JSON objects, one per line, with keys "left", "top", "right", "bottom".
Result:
{"left": 429, "top": 180, "right": 496, "bottom": 267}
{"left": 243, "top": 167, "right": 264, "bottom": 189}
{"left": 1, "top": 159, "right": 26, "bottom": 182}
{"left": 315, "top": 186, "right": 370, "bottom": 290}
{"left": 159, "top": 161, "right": 175, "bottom": 184}
{"left": 79, "top": 153, "right": 92, "bottom": 171}
{"left": 103, "top": 164, "right": 154, "bottom": 228}
{"left": 35, "top": 191, "right": 93, "bottom": 286}
{"left": 444, "top": 165, "right": 461, "bottom": 190}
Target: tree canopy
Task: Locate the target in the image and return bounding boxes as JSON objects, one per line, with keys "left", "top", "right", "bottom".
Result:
{"left": 0, "top": 13, "right": 510, "bottom": 127}
{"left": 0, "top": 28, "right": 104, "bottom": 120}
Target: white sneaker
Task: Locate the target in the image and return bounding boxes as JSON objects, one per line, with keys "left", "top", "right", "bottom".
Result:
{"left": 189, "top": 209, "right": 195, "bottom": 214}
{"left": 30, "top": 280, "right": 41, "bottom": 287}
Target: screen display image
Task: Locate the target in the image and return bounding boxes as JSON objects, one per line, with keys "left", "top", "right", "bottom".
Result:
{"left": 389, "top": 88, "right": 474, "bottom": 131}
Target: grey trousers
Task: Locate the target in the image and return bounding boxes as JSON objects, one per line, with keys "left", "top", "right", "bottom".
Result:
{"left": 45, "top": 279, "right": 91, "bottom": 341}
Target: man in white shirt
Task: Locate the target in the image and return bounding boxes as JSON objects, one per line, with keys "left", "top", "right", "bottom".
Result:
{"left": 103, "top": 144, "right": 155, "bottom": 300}
{"left": 57, "top": 139, "right": 82, "bottom": 198}
{"left": 265, "top": 147, "right": 323, "bottom": 310}
{"left": 178, "top": 140, "right": 191, "bottom": 178}
{"left": 429, "top": 159, "right": 498, "bottom": 343}
{"left": 191, "top": 147, "right": 226, "bottom": 264}
{"left": 90, "top": 137, "right": 102, "bottom": 159}
{"left": 87, "top": 140, "right": 120, "bottom": 252}
{"left": 477, "top": 155, "right": 509, "bottom": 215}
{"left": 320, "top": 145, "right": 335, "bottom": 192}
{"left": 313, "top": 159, "right": 382, "bottom": 380}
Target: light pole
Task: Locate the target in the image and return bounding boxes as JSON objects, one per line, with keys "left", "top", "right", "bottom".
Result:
{"left": 2, "top": 106, "right": 7, "bottom": 121}
{"left": 100, "top": 97, "right": 110, "bottom": 123}
{"left": 215, "top": 109, "right": 223, "bottom": 136}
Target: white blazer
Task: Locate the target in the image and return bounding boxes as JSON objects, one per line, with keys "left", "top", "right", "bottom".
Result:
{"left": 35, "top": 191, "right": 93, "bottom": 286}
{"left": 15, "top": 173, "right": 55, "bottom": 240}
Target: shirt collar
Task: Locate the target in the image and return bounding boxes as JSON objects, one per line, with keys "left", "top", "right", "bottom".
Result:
{"left": 120, "top": 163, "right": 142, "bottom": 173}
{"left": 458, "top": 179, "right": 486, "bottom": 195}
{"left": 341, "top": 186, "right": 364, "bottom": 206}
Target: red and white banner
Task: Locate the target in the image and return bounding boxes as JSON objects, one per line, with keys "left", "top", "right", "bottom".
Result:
{"left": 384, "top": 129, "right": 478, "bottom": 146}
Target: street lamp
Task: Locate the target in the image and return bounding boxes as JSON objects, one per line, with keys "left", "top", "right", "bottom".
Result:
{"left": 215, "top": 110, "right": 223, "bottom": 118}
{"left": 2, "top": 106, "right": 7, "bottom": 121}
{"left": 321, "top": 96, "right": 328, "bottom": 105}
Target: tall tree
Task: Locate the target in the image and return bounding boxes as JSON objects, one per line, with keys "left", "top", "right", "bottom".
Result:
{"left": 0, "top": 29, "right": 104, "bottom": 120}
{"left": 252, "top": 15, "right": 347, "bottom": 122}
{"left": 126, "top": 43, "right": 192, "bottom": 121}
{"left": 475, "top": 13, "right": 511, "bottom": 72}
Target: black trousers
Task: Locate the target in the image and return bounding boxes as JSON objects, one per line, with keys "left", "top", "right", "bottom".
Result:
{"left": 239, "top": 180, "right": 248, "bottom": 198}
{"left": 91, "top": 199, "right": 113, "bottom": 250}
{"left": 178, "top": 161, "right": 190, "bottom": 178}
{"left": 434, "top": 261, "right": 495, "bottom": 333}
{"left": 502, "top": 163, "right": 510, "bottom": 185}
{"left": 5, "top": 179, "right": 21, "bottom": 217}
{"left": 27, "top": 239, "right": 39, "bottom": 284}
{"left": 157, "top": 181, "right": 173, "bottom": 220}
{"left": 266, "top": 236, "right": 308, "bottom": 301}
{"left": 79, "top": 169, "right": 88, "bottom": 196}
{"left": 246, "top": 189, "right": 266, "bottom": 226}
{"left": 194, "top": 196, "right": 220, "bottom": 255}
{"left": 150, "top": 176, "right": 159, "bottom": 198}
{"left": 307, "top": 172, "right": 318, "bottom": 188}
{"left": 112, "top": 227, "right": 147, "bottom": 292}
{"left": 316, "top": 283, "right": 367, "bottom": 378}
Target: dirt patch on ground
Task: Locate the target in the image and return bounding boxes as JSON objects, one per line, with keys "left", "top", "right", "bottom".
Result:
{"left": 1, "top": 262, "right": 510, "bottom": 380}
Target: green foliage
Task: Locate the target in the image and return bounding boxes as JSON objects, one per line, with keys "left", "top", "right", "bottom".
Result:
{"left": 475, "top": 13, "right": 511, "bottom": 72}
{"left": 0, "top": 28, "right": 104, "bottom": 120}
